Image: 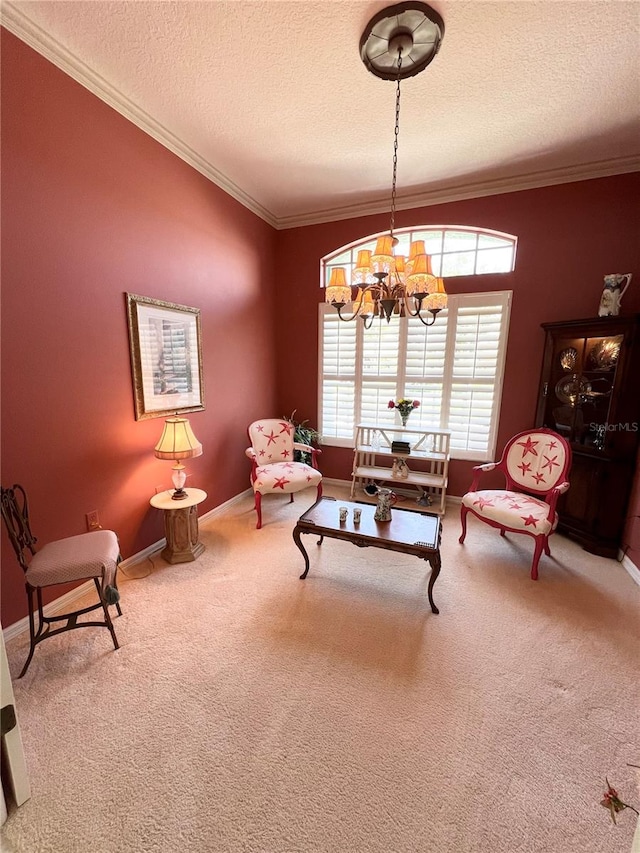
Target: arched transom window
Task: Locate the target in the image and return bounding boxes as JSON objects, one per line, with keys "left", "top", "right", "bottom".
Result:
{"left": 322, "top": 225, "right": 516, "bottom": 288}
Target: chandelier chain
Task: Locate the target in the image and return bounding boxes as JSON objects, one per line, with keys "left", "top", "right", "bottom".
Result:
{"left": 389, "top": 47, "right": 403, "bottom": 241}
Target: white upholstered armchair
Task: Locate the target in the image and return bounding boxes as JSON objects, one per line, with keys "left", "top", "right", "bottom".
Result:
{"left": 459, "top": 429, "right": 572, "bottom": 580}
{"left": 246, "top": 419, "right": 323, "bottom": 529}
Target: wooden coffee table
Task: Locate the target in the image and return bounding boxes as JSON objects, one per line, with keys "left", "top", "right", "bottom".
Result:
{"left": 292, "top": 496, "right": 442, "bottom": 613}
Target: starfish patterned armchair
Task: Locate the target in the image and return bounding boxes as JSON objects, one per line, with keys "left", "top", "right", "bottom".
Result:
{"left": 245, "top": 419, "right": 323, "bottom": 529}
{"left": 459, "top": 429, "right": 572, "bottom": 580}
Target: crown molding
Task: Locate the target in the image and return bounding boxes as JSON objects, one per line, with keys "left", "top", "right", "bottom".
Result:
{"left": 3, "top": 3, "right": 638, "bottom": 234}
{"left": 273, "top": 155, "right": 640, "bottom": 229}
{"left": 1, "top": 2, "right": 278, "bottom": 228}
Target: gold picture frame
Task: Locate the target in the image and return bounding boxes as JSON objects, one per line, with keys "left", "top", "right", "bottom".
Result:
{"left": 126, "top": 293, "right": 205, "bottom": 421}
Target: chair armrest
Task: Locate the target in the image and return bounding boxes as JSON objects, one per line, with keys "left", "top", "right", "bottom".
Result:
{"left": 293, "top": 442, "right": 318, "bottom": 453}
{"left": 545, "top": 481, "right": 570, "bottom": 519}
{"left": 469, "top": 462, "right": 496, "bottom": 492}
{"left": 245, "top": 447, "right": 260, "bottom": 484}
{"left": 293, "top": 442, "right": 322, "bottom": 469}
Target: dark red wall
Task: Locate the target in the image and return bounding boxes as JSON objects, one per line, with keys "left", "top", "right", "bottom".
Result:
{"left": 274, "top": 174, "right": 640, "bottom": 562}
{"left": 1, "top": 30, "right": 278, "bottom": 626}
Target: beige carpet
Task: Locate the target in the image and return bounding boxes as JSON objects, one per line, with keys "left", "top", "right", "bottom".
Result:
{"left": 2, "top": 484, "right": 639, "bottom": 853}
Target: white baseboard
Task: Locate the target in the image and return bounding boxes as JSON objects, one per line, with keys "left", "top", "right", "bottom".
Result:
{"left": 619, "top": 551, "right": 640, "bottom": 587}
{"left": 2, "top": 488, "right": 254, "bottom": 643}
{"left": 199, "top": 488, "right": 252, "bottom": 524}
{"left": 2, "top": 581, "right": 96, "bottom": 642}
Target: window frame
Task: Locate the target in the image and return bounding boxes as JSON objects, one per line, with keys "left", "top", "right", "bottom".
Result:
{"left": 317, "top": 290, "right": 512, "bottom": 462}
{"left": 322, "top": 225, "right": 517, "bottom": 287}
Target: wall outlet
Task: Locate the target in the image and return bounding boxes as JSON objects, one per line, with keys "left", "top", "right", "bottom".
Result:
{"left": 154, "top": 484, "right": 165, "bottom": 494}
{"left": 86, "top": 510, "right": 100, "bottom": 531}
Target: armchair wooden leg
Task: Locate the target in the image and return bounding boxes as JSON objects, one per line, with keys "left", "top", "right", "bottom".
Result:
{"left": 531, "top": 536, "right": 545, "bottom": 580}
{"left": 254, "top": 492, "right": 262, "bottom": 529}
{"left": 459, "top": 505, "right": 468, "bottom": 544}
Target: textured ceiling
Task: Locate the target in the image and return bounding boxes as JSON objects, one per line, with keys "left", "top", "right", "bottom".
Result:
{"left": 3, "top": 0, "right": 640, "bottom": 228}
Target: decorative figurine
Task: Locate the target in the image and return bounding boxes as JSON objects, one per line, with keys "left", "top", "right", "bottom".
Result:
{"left": 598, "top": 273, "right": 633, "bottom": 317}
{"left": 391, "top": 458, "right": 409, "bottom": 479}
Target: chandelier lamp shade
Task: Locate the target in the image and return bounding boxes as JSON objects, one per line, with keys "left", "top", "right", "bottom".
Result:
{"left": 154, "top": 416, "right": 203, "bottom": 500}
{"left": 325, "top": 2, "right": 447, "bottom": 329}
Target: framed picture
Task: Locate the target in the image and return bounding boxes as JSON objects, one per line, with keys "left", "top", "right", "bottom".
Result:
{"left": 126, "top": 293, "right": 205, "bottom": 420}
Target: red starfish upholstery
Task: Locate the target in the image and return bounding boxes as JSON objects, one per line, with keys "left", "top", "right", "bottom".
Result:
{"left": 459, "top": 429, "right": 571, "bottom": 580}
{"left": 246, "top": 419, "right": 322, "bottom": 529}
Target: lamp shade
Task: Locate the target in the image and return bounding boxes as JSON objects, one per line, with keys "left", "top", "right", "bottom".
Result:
{"left": 405, "top": 253, "right": 437, "bottom": 297}
{"left": 356, "top": 287, "right": 376, "bottom": 317}
{"left": 325, "top": 267, "right": 352, "bottom": 304}
{"left": 353, "top": 250, "right": 373, "bottom": 284}
{"left": 424, "top": 277, "right": 448, "bottom": 312}
{"left": 393, "top": 254, "right": 406, "bottom": 286}
{"left": 405, "top": 240, "right": 426, "bottom": 276}
{"left": 371, "top": 236, "right": 395, "bottom": 274}
{"left": 154, "top": 417, "right": 203, "bottom": 460}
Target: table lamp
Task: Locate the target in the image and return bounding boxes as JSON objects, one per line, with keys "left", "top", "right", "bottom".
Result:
{"left": 154, "top": 416, "right": 203, "bottom": 500}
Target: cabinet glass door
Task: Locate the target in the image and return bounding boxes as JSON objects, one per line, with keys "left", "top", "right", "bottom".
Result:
{"left": 542, "top": 334, "right": 622, "bottom": 450}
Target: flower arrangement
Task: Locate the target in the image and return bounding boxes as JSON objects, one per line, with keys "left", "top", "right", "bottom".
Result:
{"left": 388, "top": 398, "right": 420, "bottom": 426}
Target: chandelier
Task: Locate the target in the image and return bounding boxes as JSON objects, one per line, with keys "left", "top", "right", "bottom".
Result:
{"left": 325, "top": 2, "right": 447, "bottom": 329}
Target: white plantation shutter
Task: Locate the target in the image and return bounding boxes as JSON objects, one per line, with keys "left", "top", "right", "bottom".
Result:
{"left": 318, "top": 291, "right": 511, "bottom": 459}
{"left": 362, "top": 320, "right": 400, "bottom": 376}
{"left": 361, "top": 382, "right": 398, "bottom": 427}
{"left": 320, "top": 312, "right": 357, "bottom": 440}
{"left": 448, "top": 384, "right": 495, "bottom": 453}
{"left": 445, "top": 296, "right": 509, "bottom": 457}
{"left": 361, "top": 319, "right": 401, "bottom": 426}
{"left": 406, "top": 314, "right": 448, "bottom": 377}
{"left": 403, "top": 313, "right": 449, "bottom": 429}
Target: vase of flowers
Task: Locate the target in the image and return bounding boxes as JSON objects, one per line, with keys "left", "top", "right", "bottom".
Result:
{"left": 388, "top": 398, "right": 420, "bottom": 427}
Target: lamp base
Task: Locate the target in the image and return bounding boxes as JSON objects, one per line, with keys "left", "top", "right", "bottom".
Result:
{"left": 171, "top": 463, "right": 188, "bottom": 499}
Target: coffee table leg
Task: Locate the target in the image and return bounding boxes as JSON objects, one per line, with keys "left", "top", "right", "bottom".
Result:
{"left": 292, "top": 525, "right": 311, "bottom": 579}
{"left": 426, "top": 551, "right": 441, "bottom": 614}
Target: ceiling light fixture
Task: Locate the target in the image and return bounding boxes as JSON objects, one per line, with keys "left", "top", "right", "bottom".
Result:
{"left": 325, "top": 2, "right": 446, "bottom": 329}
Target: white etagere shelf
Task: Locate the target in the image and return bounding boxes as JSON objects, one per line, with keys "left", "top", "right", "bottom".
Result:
{"left": 350, "top": 424, "right": 451, "bottom": 514}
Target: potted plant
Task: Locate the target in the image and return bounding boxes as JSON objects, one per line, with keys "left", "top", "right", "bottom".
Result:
{"left": 284, "top": 410, "right": 321, "bottom": 464}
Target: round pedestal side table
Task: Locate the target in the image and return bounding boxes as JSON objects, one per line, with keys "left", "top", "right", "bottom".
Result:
{"left": 149, "top": 487, "right": 207, "bottom": 564}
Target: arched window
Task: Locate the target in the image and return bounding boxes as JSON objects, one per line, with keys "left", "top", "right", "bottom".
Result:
{"left": 322, "top": 225, "right": 516, "bottom": 289}
{"left": 318, "top": 226, "right": 516, "bottom": 460}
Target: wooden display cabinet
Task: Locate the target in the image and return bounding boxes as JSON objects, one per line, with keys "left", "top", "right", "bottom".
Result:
{"left": 534, "top": 315, "right": 640, "bottom": 557}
